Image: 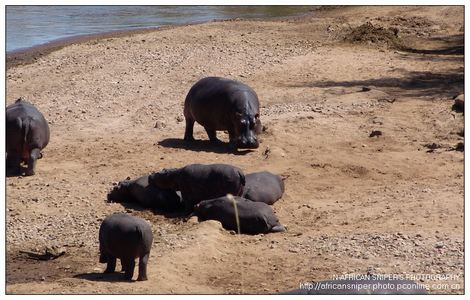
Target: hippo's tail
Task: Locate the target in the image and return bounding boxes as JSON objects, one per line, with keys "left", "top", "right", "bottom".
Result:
{"left": 22, "top": 117, "right": 31, "bottom": 144}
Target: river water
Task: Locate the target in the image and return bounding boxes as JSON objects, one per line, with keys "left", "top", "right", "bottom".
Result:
{"left": 6, "top": 6, "right": 314, "bottom": 53}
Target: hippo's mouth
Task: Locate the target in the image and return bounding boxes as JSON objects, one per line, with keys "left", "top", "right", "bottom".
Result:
{"left": 236, "top": 140, "right": 259, "bottom": 149}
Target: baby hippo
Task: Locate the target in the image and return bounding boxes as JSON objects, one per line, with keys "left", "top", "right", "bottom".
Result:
{"left": 99, "top": 213, "right": 153, "bottom": 281}
{"left": 107, "top": 175, "right": 183, "bottom": 212}
{"left": 148, "top": 163, "right": 245, "bottom": 213}
{"left": 193, "top": 196, "right": 286, "bottom": 234}
{"left": 243, "top": 171, "right": 285, "bottom": 205}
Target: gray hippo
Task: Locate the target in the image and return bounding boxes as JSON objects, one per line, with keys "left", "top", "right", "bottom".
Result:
{"left": 107, "top": 175, "right": 183, "bottom": 212}
{"left": 193, "top": 196, "right": 286, "bottom": 234}
{"left": 99, "top": 213, "right": 153, "bottom": 281}
{"left": 284, "top": 278, "right": 428, "bottom": 295}
{"left": 243, "top": 171, "right": 285, "bottom": 205}
{"left": 148, "top": 163, "right": 245, "bottom": 213}
{"left": 6, "top": 98, "right": 50, "bottom": 176}
{"left": 183, "top": 76, "right": 261, "bottom": 149}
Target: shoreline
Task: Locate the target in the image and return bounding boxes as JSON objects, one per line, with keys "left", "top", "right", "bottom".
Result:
{"left": 6, "top": 7, "right": 320, "bottom": 70}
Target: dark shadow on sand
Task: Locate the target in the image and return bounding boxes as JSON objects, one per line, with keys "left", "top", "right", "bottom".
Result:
{"left": 6, "top": 166, "right": 29, "bottom": 177}
{"left": 285, "top": 70, "right": 463, "bottom": 99}
{"left": 158, "top": 138, "right": 254, "bottom": 155}
{"left": 112, "top": 201, "right": 189, "bottom": 219}
{"left": 74, "top": 272, "right": 130, "bottom": 282}
{"left": 402, "top": 34, "right": 464, "bottom": 56}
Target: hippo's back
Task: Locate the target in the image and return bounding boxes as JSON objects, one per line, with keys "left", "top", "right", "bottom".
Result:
{"left": 99, "top": 213, "right": 153, "bottom": 257}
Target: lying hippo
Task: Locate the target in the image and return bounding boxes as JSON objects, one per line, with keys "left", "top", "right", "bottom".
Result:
{"left": 243, "top": 171, "right": 285, "bottom": 205}
{"left": 6, "top": 98, "right": 50, "bottom": 176}
{"left": 193, "top": 196, "right": 286, "bottom": 234}
{"left": 284, "top": 278, "right": 428, "bottom": 295}
{"left": 183, "top": 76, "right": 261, "bottom": 149}
{"left": 148, "top": 163, "right": 245, "bottom": 212}
{"left": 99, "top": 213, "right": 153, "bottom": 281}
{"left": 107, "top": 175, "right": 183, "bottom": 212}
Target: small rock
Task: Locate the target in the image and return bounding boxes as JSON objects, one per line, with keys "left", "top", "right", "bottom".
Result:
{"left": 435, "top": 241, "right": 445, "bottom": 249}
{"left": 361, "top": 86, "right": 371, "bottom": 92}
{"left": 154, "top": 121, "right": 167, "bottom": 129}
{"left": 369, "top": 130, "right": 382, "bottom": 138}
{"left": 186, "top": 216, "right": 199, "bottom": 225}
{"left": 455, "top": 142, "right": 464, "bottom": 152}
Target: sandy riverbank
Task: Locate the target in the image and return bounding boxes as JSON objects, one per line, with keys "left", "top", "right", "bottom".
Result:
{"left": 5, "top": 6, "right": 464, "bottom": 294}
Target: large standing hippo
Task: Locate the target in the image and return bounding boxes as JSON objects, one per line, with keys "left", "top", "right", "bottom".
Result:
{"left": 99, "top": 213, "right": 153, "bottom": 281}
{"left": 148, "top": 163, "right": 245, "bottom": 213}
{"left": 107, "top": 175, "right": 183, "bottom": 212}
{"left": 193, "top": 196, "right": 286, "bottom": 234}
{"left": 283, "top": 278, "right": 428, "bottom": 295}
{"left": 243, "top": 171, "right": 285, "bottom": 205}
{"left": 183, "top": 76, "right": 261, "bottom": 149}
{"left": 6, "top": 98, "right": 50, "bottom": 176}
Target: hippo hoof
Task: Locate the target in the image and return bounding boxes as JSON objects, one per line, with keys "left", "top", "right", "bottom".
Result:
{"left": 137, "top": 276, "right": 148, "bottom": 281}
{"left": 123, "top": 274, "right": 133, "bottom": 281}
{"left": 24, "top": 169, "right": 35, "bottom": 176}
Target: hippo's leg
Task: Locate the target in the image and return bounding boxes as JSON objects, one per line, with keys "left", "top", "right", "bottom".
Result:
{"left": 122, "top": 257, "right": 135, "bottom": 281}
{"left": 6, "top": 155, "right": 22, "bottom": 175}
{"left": 205, "top": 128, "right": 221, "bottom": 143}
{"left": 184, "top": 117, "right": 195, "bottom": 141}
{"left": 136, "top": 253, "right": 149, "bottom": 281}
{"left": 227, "top": 130, "right": 239, "bottom": 151}
{"left": 104, "top": 256, "right": 117, "bottom": 273}
{"left": 25, "top": 148, "right": 41, "bottom": 176}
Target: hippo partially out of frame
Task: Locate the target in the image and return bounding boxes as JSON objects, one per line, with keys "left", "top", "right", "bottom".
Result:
{"left": 99, "top": 213, "right": 153, "bottom": 281}
{"left": 6, "top": 98, "right": 50, "bottom": 176}
{"left": 183, "top": 76, "right": 261, "bottom": 149}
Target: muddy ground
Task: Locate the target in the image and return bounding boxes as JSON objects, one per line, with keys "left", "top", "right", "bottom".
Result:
{"left": 5, "top": 6, "right": 464, "bottom": 294}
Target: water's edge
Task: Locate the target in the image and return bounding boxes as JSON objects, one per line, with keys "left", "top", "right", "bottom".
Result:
{"left": 6, "top": 8, "right": 319, "bottom": 70}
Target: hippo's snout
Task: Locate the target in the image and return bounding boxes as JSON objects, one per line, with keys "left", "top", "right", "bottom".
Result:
{"left": 236, "top": 136, "right": 259, "bottom": 149}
